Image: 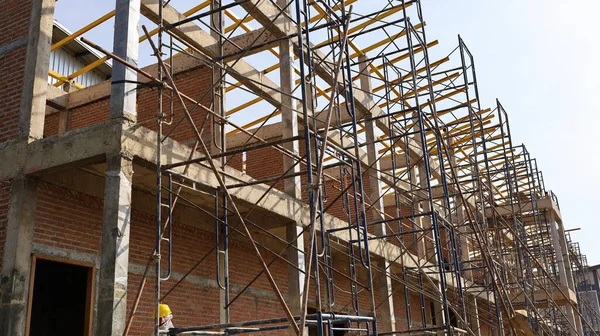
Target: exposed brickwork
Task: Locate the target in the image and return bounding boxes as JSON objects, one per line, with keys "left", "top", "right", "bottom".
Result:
{"left": 67, "top": 98, "right": 111, "bottom": 132}
{"left": 0, "top": 1, "right": 32, "bottom": 142}
{"left": 23, "top": 176, "right": 460, "bottom": 335}
{"left": 44, "top": 66, "right": 213, "bottom": 145}
{"left": 0, "top": 47, "right": 28, "bottom": 141}
{"left": 43, "top": 112, "right": 59, "bottom": 137}
{"left": 34, "top": 182, "right": 104, "bottom": 253}
{"left": 31, "top": 180, "right": 295, "bottom": 335}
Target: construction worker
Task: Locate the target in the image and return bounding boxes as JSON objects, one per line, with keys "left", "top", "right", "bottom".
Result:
{"left": 153, "top": 303, "right": 175, "bottom": 335}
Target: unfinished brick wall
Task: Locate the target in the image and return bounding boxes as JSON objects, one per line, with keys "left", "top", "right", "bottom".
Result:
{"left": 31, "top": 179, "right": 293, "bottom": 335}
{"left": 384, "top": 204, "right": 420, "bottom": 256}
{"left": 226, "top": 136, "right": 285, "bottom": 192}
{"left": 3, "top": 176, "right": 482, "bottom": 334}
{"left": 0, "top": 1, "right": 33, "bottom": 142}
{"left": 43, "top": 66, "right": 212, "bottom": 146}
{"left": 35, "top": 182, "right": 104, "bottom": 253}
{"left": 227, "top": 136, "right": 379, "bottom": 228}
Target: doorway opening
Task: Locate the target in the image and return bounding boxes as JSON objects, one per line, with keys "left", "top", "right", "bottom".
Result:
{"left": 28, "top": 256, "right": 94, "bottom": 336}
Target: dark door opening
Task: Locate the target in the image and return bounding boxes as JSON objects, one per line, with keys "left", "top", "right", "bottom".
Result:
{"left": 29, "top": 258, "right": 93, "bottom": 336}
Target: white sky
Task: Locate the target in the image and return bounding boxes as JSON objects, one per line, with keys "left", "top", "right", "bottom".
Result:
{"left": 54, "top": 0, "right": 600, "bottom": 264}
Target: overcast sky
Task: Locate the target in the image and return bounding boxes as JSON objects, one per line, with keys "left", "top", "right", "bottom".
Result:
{"left": 54, "top": 1, "right": 600, "bottom": 264}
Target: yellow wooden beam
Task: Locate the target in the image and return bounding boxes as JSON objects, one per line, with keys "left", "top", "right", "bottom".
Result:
{"left": 314, "top": 3, "right": 411, "bottom": 49}
{"left": 48, "top": 69, "right": 84, "bottom": 90}
{"left": 51, "top": 11, "right": 116, "bottom": 52}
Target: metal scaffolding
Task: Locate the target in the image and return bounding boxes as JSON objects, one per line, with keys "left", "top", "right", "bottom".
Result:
{"left": 50, "top": 0, "right": 600, "bottom": 335}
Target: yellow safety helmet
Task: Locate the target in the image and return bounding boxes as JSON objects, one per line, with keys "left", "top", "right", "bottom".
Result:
{"left": 153, "top": 304, "right": 173, "bottom": 318}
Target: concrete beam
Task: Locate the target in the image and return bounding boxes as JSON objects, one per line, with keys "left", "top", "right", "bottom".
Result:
{"left": 485, "top": 197, "right": 560, "bottom": 220}
{"left": 0, "top": 117, "right": 123, "bottom": 181}
{"left": 511, "top": 286, "right": 578, "bottom": 308}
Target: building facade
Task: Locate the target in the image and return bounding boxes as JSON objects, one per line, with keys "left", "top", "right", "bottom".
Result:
{"left": 0, "top": 0, "right": 596, "bottom": 335}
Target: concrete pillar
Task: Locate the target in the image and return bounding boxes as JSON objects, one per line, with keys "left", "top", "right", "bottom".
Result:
{"left": 410, "top": 112, "right": 429, "bottom": 262}
{"left": 96, "top": 155, "right": 134, "bottom": 336}
{"left": 58, "top": 81, "right": 75, "bottom": 134}
{"left": 0, "top": 1, "right": 53, "bottom": 332}
{"left": 18, "top": 0, "right": 55, "bottom": 141}
{"left": 411, "top": 116, "right": 445, "bottom": 332}
{"left": 548, "top": 213, "right": 583, "bottom": 335}
{"left": 109, "top": 0, "right": 140, "bottom": 122}
{"left": 210, "top": 0, "right": 225, "bottom": 156}
{"left": 0, "top": 178, "right": 39, "bottom": 336}
{"left": 358, "top": 55, "right": 396, "bottom": 332}
{"left": 556, "top": 218, "right": 576, "bottom": 291}
{"left": 548, "top": 216, "right": 568, "bottom": 287}
{"left": 96, "top": 1, "right": 139, "bottom": 335}
{"left": 279, "top": 2, "right": 306, "bottom": 334}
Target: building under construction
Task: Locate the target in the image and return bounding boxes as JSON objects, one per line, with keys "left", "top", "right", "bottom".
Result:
{"left": 0, "top": 0, "right": 598, "bottom": 335}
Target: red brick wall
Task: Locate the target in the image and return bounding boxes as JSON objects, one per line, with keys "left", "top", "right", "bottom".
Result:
{"left": 35, "top": 182, "right": 103, "bottom": 253}
{"left": 43, "top": 113, "right": 59, "bottom": 137}
{"left": 44, "top": 66, "right": 212, "bottom": 146}
{"left": 7, "top": 178, "right": 485, "bottom": 334}
{"left": 0, "top": 1, "right": 33, "bottom": 142}
{"left": 31, "top": 180, "right": 293, "bottom": 335}
{"left": 67, "top": 98, "right": 110, "bottom": 132}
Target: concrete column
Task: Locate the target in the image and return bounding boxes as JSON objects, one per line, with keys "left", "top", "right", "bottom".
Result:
{"left": 109, "top": 0, "right": 140, "bottom": 122}
{"left": 210, "top": 0, "right": 225, "bottom": 157}
{"left": 280, "top": 1, "right": 301, "bottom": 202}
{"left": 410, "top": 112, "right": 429, "bottom": 262}
{"left": 96, "top": 1, "right": 139, "bottom": 335}
{"left": 58, "top": 82, "right": 75, "bottom": 134}
{"left": 279, "top": 2, "right": 306, "bottom": 334}
{"left": 549, "top": 213, "right": 583, "bottom": 335}
{"left": 417, "top": 163, "right": 435, "bottom": 263}
{"left": 18, "top": 0, "right": 55, "bottom": 141}
{"left": 556, "top": 218, "right": 576, "bottom": 291}
{"left": 548, "top": 215, "right": 568, "bottom": 287}
{"left": 96, "top": 155, "right": 134, "bottom": 336}
{"left": 0, "top": 178, "right": 39, "bottom": 336}
{"left": 358, "top": 55, "right": 396, "bottom": 332}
